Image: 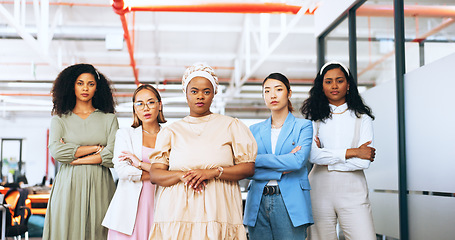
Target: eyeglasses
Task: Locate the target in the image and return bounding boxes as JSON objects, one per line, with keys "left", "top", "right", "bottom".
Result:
{"left": 133, "top": 100, "right": 158, "bottom": 110}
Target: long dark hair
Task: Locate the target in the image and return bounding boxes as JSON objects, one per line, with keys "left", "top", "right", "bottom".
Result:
{"left": 263, "top": 72, "right": 294, "bottom": 112}
{"left": 51, "top": 63, "right": 116, "bottom": 116}
{"left": 131, "top": 84, "right": 167, "bottom": 128}
{"left": 300, "top": 63, "right": 374, "bottom": 121}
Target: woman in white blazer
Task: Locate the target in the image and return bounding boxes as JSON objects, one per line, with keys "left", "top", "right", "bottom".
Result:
{"left": 102, "top": 84, "right": 166, "bottom": 239}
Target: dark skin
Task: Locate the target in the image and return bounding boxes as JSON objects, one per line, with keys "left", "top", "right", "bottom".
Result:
{"left": 149, "top": 77, "right": 254, "bottom": 192}
{"left": 65, "top": 73, "right": 104, "bottom": 166}
{"left": 316, "top": 68, "right": 376, "bottom": 161}
{"left": 61, "top": 138, "right": 104, "bottom": 166}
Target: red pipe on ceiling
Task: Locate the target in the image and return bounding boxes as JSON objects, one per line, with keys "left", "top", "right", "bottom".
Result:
{"left": 111, "top": 0, "right": 311, "bottom": 85}
{"left": 119, "top": 13, "right": 140, "bottom": 85}
{"left": 358, "top": 17, "right": 455, "bottom": 77}
{"left": 112, "top": 0, "right": 140, "bottom": 85}
{"left": 0, "top": 1, "right": 110, "bottom": 7}
{"left": 357, "top": 5, "right": 455, "bottom": 18}
{"left": 111, "top": 2, "right": 455, "bottom": 85}
{"left": 412, "top": 17, "right": 455, "bottom": 43}
{"left": 125, "top": 2, "right": 303, "bottom": 14}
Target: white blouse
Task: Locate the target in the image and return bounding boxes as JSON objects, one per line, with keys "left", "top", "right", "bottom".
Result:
{"left": 309, "top": 102, "right": 374, "bottom": 171}
{"left": 267, "top": 127, "right": 281, "bottom": 186}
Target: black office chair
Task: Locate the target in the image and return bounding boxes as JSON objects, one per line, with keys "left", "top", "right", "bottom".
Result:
{"left": 1, "top": 188, "right": 31, "bottom": 240}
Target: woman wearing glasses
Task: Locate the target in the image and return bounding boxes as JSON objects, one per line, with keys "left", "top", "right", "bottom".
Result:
{"left": 102, "top": 84, "right": 166, "bottom": 239}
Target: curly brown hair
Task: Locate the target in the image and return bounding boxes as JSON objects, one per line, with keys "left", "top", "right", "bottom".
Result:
{"left": 51, "top": 63, "right": 116, "bottom": 116}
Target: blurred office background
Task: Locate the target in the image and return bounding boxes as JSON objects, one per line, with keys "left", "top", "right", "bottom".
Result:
{"left": 0, "top": 0, "right": 454, "bottom": 239}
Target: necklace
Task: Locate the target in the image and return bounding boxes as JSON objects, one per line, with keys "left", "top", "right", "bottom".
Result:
{"left": 187, "top": 114, "right": 212, "bottom": 136}
{"left": 331, "top": 108, "right": 348, "bottom": 115}
{"left": 142, "top": 128, "right": 160, "bottom": 135}
{"left": 271, "top": 122, "right": 284, "bottom": 129}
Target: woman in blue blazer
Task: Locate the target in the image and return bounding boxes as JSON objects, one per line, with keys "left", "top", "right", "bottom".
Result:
{"left": 244, "top": 73, "right": 313, "bottom": 240}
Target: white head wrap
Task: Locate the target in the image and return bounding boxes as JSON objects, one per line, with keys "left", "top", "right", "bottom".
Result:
{"left": 319, "top": 61, "right": 350, "bottom": 76}
{"left": 182, "top": 63, "right": 218, "bottom": 94}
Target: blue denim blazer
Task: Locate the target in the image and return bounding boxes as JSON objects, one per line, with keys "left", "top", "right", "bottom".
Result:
{"left": 243, "top": 112, "right": 314, "bottom": 227}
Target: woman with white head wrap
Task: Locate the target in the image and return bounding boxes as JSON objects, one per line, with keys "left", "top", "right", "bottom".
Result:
{"left": 149, "top": 62, "right": 258, "bottom": 240}
{"left": 181, "top": 62, "right": 219, "bottom": 94}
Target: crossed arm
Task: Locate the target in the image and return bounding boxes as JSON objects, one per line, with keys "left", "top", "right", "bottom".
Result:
{"left": 149, "top": 162, "right": 254, "bottom": 192}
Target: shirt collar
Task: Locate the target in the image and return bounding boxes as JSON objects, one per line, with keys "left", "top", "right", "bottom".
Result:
{"left": 329, "top": 102, "right": 348, "bottom": 113}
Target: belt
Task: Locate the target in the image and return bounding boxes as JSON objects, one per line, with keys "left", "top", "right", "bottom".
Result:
{"left": 263, "top": 185, "right": 280, "bottom": 195}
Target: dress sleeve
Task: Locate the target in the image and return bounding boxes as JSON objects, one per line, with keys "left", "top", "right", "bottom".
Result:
{"left": 99, "top": 115, "right": 119, "bottom": 168}
{"left": 328, "top": 115, "right": 373, "bottom": 171}
{"left": 149, "top": 127, "right": 172, "bottom": 166}
{"left": 229, "top": 118, "right": 258, "bottom": 164}
{"left": 48, "top": 116, "right": 79, "bottom": 164}
{"left": 113, "top": 128, "right": 142, "bottom": 182}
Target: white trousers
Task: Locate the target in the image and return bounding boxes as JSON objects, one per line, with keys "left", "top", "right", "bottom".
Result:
{"left": 308, "top": 165, "right": 375, "bottom": 240}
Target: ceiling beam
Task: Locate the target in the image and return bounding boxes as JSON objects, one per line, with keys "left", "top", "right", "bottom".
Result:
{"left": 226, "top": 3, "right": 310, "bottom": 97}
{"left": 0, "top": 3, "right": 59, "bottom": 71}
{"left": 357, "top": 4, "right": 455, "bottom": 18}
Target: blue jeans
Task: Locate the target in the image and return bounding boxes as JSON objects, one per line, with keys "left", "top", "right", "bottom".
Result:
{"left": 248, "top": 193, "right": 308, "bottom": 240}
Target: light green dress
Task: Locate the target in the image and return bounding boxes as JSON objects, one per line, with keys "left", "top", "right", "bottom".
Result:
{"left": 43, "top": 110, "right": 118, "bottom": 240}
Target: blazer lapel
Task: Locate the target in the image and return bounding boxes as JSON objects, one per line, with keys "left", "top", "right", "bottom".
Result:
{"left": 275, "top": 113, "right": 295, "bottom": 155}
{"left": 258, "top": 117, "right": 273, "bottom": 154}
{"left": 132, "top": 126, "right": 143, "bottom": 159}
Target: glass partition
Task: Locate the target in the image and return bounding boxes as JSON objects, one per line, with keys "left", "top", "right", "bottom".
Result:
{"left": 325, "top": 18, "right": 350, "bottom": 68}
{"left": 1, "top": 138, "right": 24, "bottom": 183}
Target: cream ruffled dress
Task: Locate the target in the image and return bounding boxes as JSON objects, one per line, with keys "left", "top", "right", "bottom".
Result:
{"left": 149, "top": 113, "right": 257, "bottom": 240}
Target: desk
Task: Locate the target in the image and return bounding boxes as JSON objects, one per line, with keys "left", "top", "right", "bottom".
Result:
{"left": 28, "top": 194, "right": 50, "bottom": 215}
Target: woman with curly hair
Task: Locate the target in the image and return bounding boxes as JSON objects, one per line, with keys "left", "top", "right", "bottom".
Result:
{"left": 148, "top": 62, "right": 257, "bottom": 240}
{"left": 44, "top": 63, "right": 118, "bottom": 240}
{"left": 301, "top": 61, "right": 376, "bottom": 240}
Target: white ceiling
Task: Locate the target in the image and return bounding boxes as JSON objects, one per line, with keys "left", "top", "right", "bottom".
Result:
{"left": 0, "top": 0, "right": 454, "bottom": 120}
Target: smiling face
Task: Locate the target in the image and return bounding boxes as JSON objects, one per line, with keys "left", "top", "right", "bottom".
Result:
{"left": 186, "top": 76, "right": 214, "bottom": 117}
{"left": 263, "top": 78, "right": 291, "bottom": 113}
{"left": 133, "top": 89, "right": 161, "bottom": 124}
{"left": 74, "top": 73, "right": 97, "bottom": 103}
{"left": 322, "top": 68, "right": 349, "bottom": 106}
